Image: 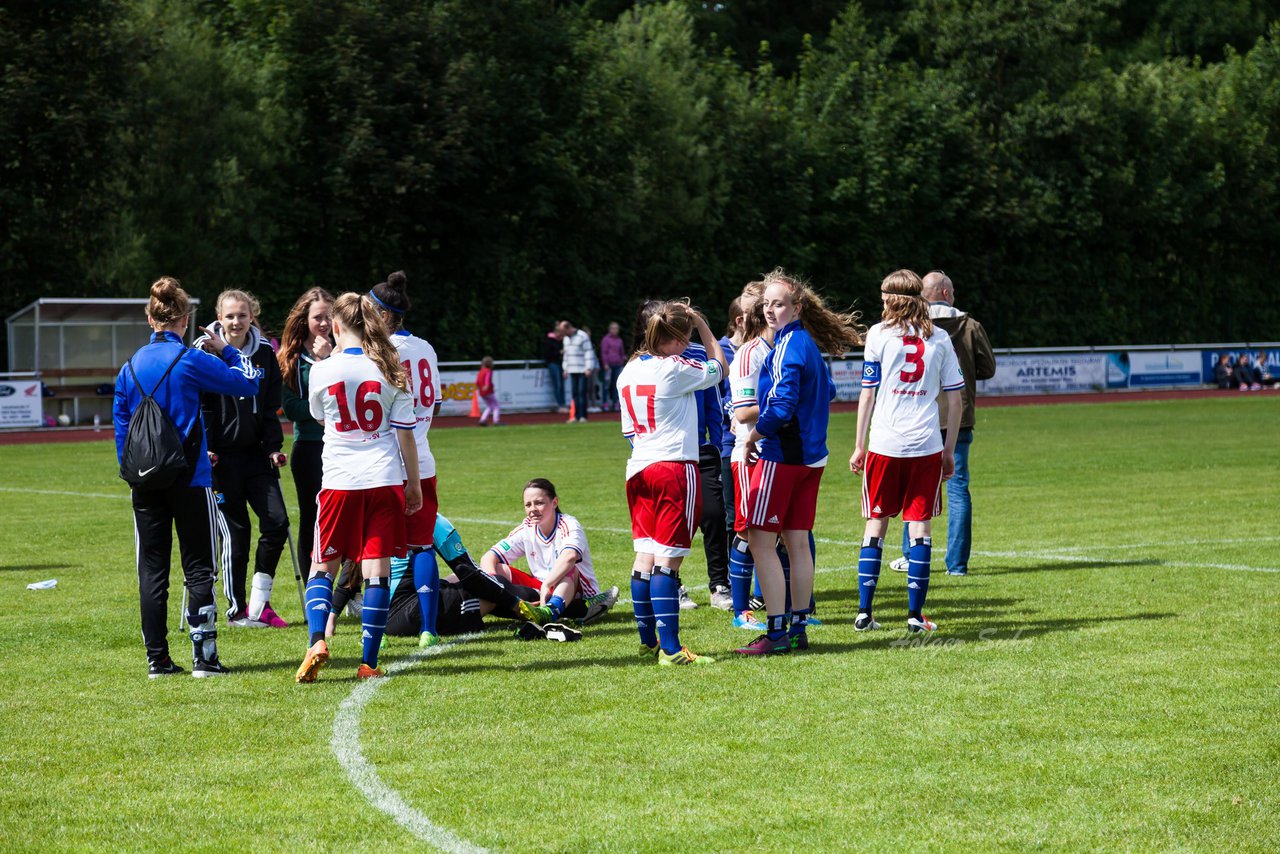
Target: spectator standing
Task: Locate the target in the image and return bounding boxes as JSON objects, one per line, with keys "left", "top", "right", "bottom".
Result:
{"left": 543, "top": 324, "right": 567, "bottom": 413}
{"left": 600, "top": 322, "right": 628, "bottom": 412}
{"left": 888, "top": 270, "right": 995, "bottom": 577}
{"left": 561, "top": 320, "right": 597, "bottom": 422}
{"left": 476, "top": 356, "right": 500, "bottom": 425}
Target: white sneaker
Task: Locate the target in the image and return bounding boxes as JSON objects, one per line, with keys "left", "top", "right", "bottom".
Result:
{"left": 708, "top": 586, "right": 732, "bottom": 611}
{"left": 890, "top": 557, "right": 909, "bottom": 572}
{"left": 678, "top": 586, "right": 698, "bottom": 610}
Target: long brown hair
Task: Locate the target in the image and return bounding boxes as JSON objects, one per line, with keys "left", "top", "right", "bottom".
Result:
{"left": 879, "top": 269, "right": 934, "bottom": 339}
{"left": 639, "top": 299, "right": 697, "bottom": 356}
{"left": 762, "top": 268, "right": 865, "bottom": 355}
{"left": 331, "top": 292, "right": 410, "bottom": 392}
{"left": 147, "top": 276, "right": 191, "bottom": 326}
{"left": 278, "top": 287, "right": 334, "bottom": 389}
{"left": 739, "top": 279, "right": 770, "bottom": 342}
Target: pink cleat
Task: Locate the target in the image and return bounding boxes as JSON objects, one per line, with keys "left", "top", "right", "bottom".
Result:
{"left": 258, "top": 604, "right": 288, "bottom": 628}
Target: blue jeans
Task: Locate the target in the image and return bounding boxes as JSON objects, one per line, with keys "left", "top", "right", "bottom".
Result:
{"left": 569, "top": 373, "right": 589, "bottom": 419}
{"left": 900, "top": 427, "right": 973, "bottom": 572}
{"left": 547, "top": 363, "right": 565, "bottom": 408}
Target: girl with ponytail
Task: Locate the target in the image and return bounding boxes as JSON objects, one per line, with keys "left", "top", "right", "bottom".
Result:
{"left": 295, "top": 292, "right": 421, "bottom": 684}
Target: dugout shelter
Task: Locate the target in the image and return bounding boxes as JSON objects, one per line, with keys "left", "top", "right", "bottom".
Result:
{"left": 5, "top": 298, "right": 201, "bottom": 426}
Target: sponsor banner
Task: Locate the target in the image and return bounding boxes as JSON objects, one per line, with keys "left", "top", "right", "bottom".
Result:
{"left": 1119, "top": 351, "right": 1203, "bottom": 387}
{"left": 1201, "top": 347, "right": 1280, "bottom": 383}
{"left": 829, "top": 358, "right": 865, "bottom": 402}
{"left": 0, "top": 381, "right": 43, "bottom": 427}
{"left": 977, "top": 354, "right": 1108, "bottom": 395}
{"left": 437, "top": 368, "right": 556, "bottom": 416}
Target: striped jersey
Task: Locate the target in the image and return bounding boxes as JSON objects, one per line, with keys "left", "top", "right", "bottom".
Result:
{"left": 489, "top": 511, "right": 599, "bottom": 596}
{"left": 729, "top": 336, "right": 773, "bottom": 463}
{"left": 308, "top": 348, "right": 416, "bottom": 489}
{"left": 862, "top": 322, "right": 964, "bottom": 458}
{"left": 617, "top": 353, "right": 722, "bottom": 480}
{"left": 392, "top": 330, "right": 440, "bottom": 479}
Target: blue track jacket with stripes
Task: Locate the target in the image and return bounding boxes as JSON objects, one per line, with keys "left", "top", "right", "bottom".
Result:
{"left": 755, "top": 320, "right": 836, "bottom": 466}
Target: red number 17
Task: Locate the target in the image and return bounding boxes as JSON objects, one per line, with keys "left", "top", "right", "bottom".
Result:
{"left": 621, "top": 384, "right": 656, "bottom": 433}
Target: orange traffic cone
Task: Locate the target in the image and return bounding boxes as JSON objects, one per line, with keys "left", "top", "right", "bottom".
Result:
{"left": 567, "top": 400, "right": 576, "bottom": 423}
{"left": 470, "top": 390, "right": 480, "bottom": 419}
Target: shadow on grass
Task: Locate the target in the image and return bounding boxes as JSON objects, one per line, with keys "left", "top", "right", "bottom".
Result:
{"left": 1, "top": 563, "right": 69, "bottom": 572}
{"left": 984, "top": 558, "right": 1161, "bottom": 575}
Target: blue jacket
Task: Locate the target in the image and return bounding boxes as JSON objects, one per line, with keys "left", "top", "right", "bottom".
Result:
{"left": 717, "top": 335, "right": 737, "bottom": 458}
{"left": 114, "top": 331, "right": 260, "bottom": 488}
{"left": 756, "top": 320, "right": 836, "bottom": 466}
{"left": 683, "top": 342, "right": 723, "bottom": 451}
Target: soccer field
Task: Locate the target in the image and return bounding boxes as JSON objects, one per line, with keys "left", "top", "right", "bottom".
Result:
{"left": 1, "top": 397, "right": 1276, "bottom": 852}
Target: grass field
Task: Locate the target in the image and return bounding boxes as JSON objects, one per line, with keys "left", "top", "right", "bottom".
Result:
{"left": 1, "top": 397, "right": 1277, "bottom": 852}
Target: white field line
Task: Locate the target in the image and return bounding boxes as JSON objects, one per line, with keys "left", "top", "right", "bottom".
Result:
{"left": 332, "top": 632, "right": 491, "bottom": 854}
{"left": 4, "top": 490, "right": 1276, "bottom": 574}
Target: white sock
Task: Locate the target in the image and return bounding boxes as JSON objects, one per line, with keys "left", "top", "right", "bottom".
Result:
{"left": 248, "top": 572, "right": 273, "bottom": 620}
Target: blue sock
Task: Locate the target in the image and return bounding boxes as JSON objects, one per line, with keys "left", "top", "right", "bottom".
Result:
{"left": 649, "top": 566, "right": 682, "bottom": 654}
{"left": 789, "top": 607, "right": 811, "bottom": 637}
{"left": 907, "top": 536, "right": 931, "bottom": 617}
{"left": 728, "top": 537, "right": 754, "bottom": 614}
{"left": 361, "top": 577, "right": 390, "bottom": 668}
{"left": 631, "top": 569, "right": 657, "bottom": 648}
{"left": 305, "top": 573, "right": 334, "bottom": 644}
{"left": 858, "top": 537, "right": 883, "bottom": 615}
{"left": 766, "top": 613, "right": 788, "bottom": 641}
{"left": 411, "top": 547, "right": 440, "bottom": 635}
{"left": 547, "top": 594, "right": 566, "bottom": 620}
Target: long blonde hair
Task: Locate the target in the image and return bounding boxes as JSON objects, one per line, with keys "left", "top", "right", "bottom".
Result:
{"left": 761, "top": 268, "right": 865, "bottom": 355}
{"left": 879, "top": 269, "right": 934, "bottom": 339}
{"left": 215, "top": 288, "right": 262, "bottom": 325}
{"left": 739, "top": 279, "right": 770, "bottom": 341}
{"left": 278, "top": 287, "right": 334, "bottom": 389}
{"left": 331, "top": 292, "right": 410, "bottom": 392}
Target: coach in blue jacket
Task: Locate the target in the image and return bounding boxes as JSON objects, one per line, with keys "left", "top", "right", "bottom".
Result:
{"left": 113, "top": 277, "right": 259, "bottom": 678}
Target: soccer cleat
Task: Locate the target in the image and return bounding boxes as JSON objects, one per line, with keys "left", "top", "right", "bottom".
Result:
{"left": 907, "top": 614, "right": 937, "bottom": 633}
{"left": 678, "top": 586, "right": 698, "bottom": 610}
{"left": 356, "top": 663, "right": 385, "bottom": 679}
{"left": 192, "top": 656, "right": 231, "bottom": 678}
{"left": 148, "top": 657, "right": 184, "bottom": 679}
{"left": 709, "top": 586, "right": 733, "bottom": 611}
{"left": 890, "top": 557, "right": 909, "bottom": 572}
{"left": 734, "top": 634, "right": 792, "bottom": 655}
{"left": 295, "top": 639, "right": 330, "bottom": 683}
{"left": 947, "top": 569, "right": 968, "bottom": 576}
{"left": 800, "top": 614, "right": 824, "bottom": 629}
{"left": 658, "top": 646, "right": 714, "bottom": 666}
{"left": 585, "top": 585, "right": 619, "bottom": 609}
{"left": 638, "top": 643, "right": 660, "bottom": 659}
{"left": 578, "top": 586, "right": 619, "bottom": 627}
{"left": 854, "top": 612, "right": 881, "bottom": 632}
{"left": 418, "top": 631, "right": 441, "bottom": 649}
{"left": 228, "top": 609, "right": 267, "bottom": 628}
{"left": 748, "top": 595, "right": 765, "bottom": 611}
{"left": 732, "top": 610, "right": 766, "bottom": 631}
{"left": 516, "top": 622, "right": 547, "bottom": 641}
{"left": 517, "top": 599, "right": 554, "bottom": 625}
{"left": 544, "top": 623, "right": 583, "bottom": 642}
{"left": 258, "top": 604, "right": 288, "bottom": 628}
{"left": 790, "top": 632, "right": 809, "bottom": 651}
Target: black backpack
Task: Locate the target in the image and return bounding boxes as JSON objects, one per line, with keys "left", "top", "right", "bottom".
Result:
{"left": 120, "top": 348, "right": 191, "bottom": 490}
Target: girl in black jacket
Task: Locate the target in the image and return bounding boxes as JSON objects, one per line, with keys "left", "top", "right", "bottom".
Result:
{"left": 196, "top": 289, "right": 291, "bottom": 628}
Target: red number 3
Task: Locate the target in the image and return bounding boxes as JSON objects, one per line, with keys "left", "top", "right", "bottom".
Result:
{"left": 327, "top": 380, "right": 384, "bottom": 432}
{"left": 900, "top": 336, "right": 925, "bottom": 383}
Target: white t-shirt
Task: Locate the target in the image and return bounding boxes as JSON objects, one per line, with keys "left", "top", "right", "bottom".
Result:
{"left": 308, "top": 349, "right": 416, "bottom": 489}
{"left": 489, "top": 512, "right": 599, "bottom": 596}
{"left": 392, "top": 331, "right": 439, "bottom": 479}
{"left": 728, "top": 336, "right": 772, "bottom": 463}
{"left": 862, "top": 322, "right": 965, "bottom": 458}
{"left": 617, "top": 354, "right": 722, "bottom": 481}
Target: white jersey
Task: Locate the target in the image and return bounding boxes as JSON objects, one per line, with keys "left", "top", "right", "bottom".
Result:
{"left": 617, "top": 353, "right": 723, "bottom": 480}
{"left": 489, "top": 511, "right": 599, "bottom": 596}
{"left": 308, "top": 349, "right": 416, "bottom": 489}
{"left": 392, "top": 330, "right": 439, "bottom": 479}
{"left": 862, "top": 322, "right": 964, "bottom": 458}
{"left": 728, "top": 336, "right": 772, "bottom": 463}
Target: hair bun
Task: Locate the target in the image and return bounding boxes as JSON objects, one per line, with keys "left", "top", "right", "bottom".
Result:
{"left": 387, "top": 270, "right": 407, "bottom": 294}
{"left": 151, "top": 276, "right": 179, "bottom": 300}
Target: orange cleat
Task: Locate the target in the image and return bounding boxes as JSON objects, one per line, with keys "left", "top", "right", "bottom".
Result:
{"left": 356, "top": 663, "right": 385, "bottom": 679}
{"left": 295, "top": 639, "right": 330, "bottom": 683}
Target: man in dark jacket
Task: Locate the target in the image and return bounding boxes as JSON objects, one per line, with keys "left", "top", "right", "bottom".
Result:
{"left": 891, "top": 271, "right": 996, "bottom": 576}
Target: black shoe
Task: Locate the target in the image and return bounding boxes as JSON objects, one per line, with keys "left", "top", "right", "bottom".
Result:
{"left": 148, "top": 657, "right": 185, "bottom": 679}
{"left": 516, "top": 621, "right": 547, "bottom": 641}
{"left": 543, "top": 623, "right": 583, "bottom": 642}
{"left": 192, "top": 656, "right": 232, "bottom": 678}
{"left": 748, "top": 595, "right": 765, "bottom": 612}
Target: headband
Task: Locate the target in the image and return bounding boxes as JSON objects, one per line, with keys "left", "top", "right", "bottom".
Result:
{"left": 368, "top": 290, "right": 405, "bottom": 315}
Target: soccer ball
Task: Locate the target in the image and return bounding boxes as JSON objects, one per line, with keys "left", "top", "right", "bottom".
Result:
{"left": 56, "top": 414, "right": 71, "bottom": 426}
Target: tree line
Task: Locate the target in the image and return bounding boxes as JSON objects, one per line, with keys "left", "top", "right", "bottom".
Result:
{"left": 3, "top": 0, "right": 1278, "bottom": 364}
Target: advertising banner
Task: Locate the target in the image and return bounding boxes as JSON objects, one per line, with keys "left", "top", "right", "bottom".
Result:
{"left": 1112, "top": 351, "right": 1204, "bottom": 387}
{"left": 977, "top": 354, "right": 1108, "bottom": 396}
{"left": 829, "top": 358, "right": 865, "bottom": 402}
{"left": 1201, "top": 347, "right": 1280, "bottom": 383}
{"left": 0, "top": 380, "right": 43, "bottom": 427}
{"left": 437, "top": 368, "right": 557, "bottom": 416}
